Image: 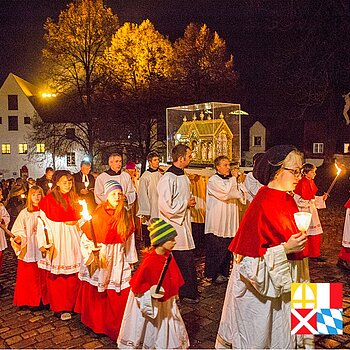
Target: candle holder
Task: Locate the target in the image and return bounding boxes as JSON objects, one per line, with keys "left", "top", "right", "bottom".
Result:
{"left": 294, "top": 212, "right": 312, "bottom": 234}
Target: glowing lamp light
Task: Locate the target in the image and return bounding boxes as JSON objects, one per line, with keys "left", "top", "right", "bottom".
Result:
{"left": 48, "top": 182, "right": 53, "bottom": 189}
{"left": 84, "top": 181, "right": 89, "bottom": 189}
{"left": 294, "top": 212, "right": 312, "bottom": 233}
{"left": 41, "top": 92, "right": 57, "bottom": 98}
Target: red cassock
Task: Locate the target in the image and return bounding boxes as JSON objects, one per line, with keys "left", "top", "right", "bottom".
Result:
{"left": 294, "top": 176, "right": 321, "bottom": 257}
{"left": 229, "top": 186, "right": 308, "bottom": 259}
{"left": 339, "top": 198, "right": 350, "bottom": 261}
{"left": 74, "top": 204, "right": 134, "bottom": 340}
{"left": 38, "top": 193, "right": 82, "bottom": 312}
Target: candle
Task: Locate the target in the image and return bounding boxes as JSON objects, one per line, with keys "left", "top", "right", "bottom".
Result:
{"left": 325, "top": 162, "right": 342, "bottom": 195}
{"left": 294, "top": 212, "right": 312, "bottom": 233}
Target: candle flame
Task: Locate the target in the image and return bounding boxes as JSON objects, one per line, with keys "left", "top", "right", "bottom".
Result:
{"left": 294, "top": 212, "right": 312, "bottom": 232}
{"left": 79, "top": 199, "right": 91, "bottom": 221}
{"left": 335, "top": 162, "right": 342, "bottom": 176}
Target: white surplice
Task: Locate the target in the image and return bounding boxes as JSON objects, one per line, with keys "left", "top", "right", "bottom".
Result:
{"left": 157, "top": 172, "right": 194, "bottom": 250}
{"left": 243, "top": 172, "right": 263, "bottom": 203}
{"left": 0, "top": 204, "right": 10, "bottom": 251}
{"left": 78, "top": 233, "right": 132, "bottom": 292}
{"left": 11, "top": 209, "right": 41, "bottom": 262}
{"left": 216, "top": 244, "right": 313, "bottom": 349}
{"left": 36, "top": 210, "right": 83, "bottom": 275}
{"left": 117, "top": 290, "right": 189, "bottom": 349}
{"left": 205, "top": 174, "right": 244, "bottom": 238}
{"left": 137, "top": 170, "right": 163, "bottom": 220}
{"left": 342, "top": 208, "right": 350, "bottom": 247}
{"left": 294, "top": 194, "right": 325, "bottom": 235}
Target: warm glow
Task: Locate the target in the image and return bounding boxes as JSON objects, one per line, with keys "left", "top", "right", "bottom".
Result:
{"left": 335, "top": 162, "right": 342, "bottom": 176}
{"left": 294, "top": 212, "right": 312, "bottom": 232}
{"left": 41, "top": 92, "right": 57, "bottom": 98}
{"left": 79, "top": 199, "right": 91, "bottom": 221}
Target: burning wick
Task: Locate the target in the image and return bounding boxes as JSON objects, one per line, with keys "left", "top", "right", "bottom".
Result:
{"left": 20, "top": 194, "right": 26, "bottom": 199}
{"left": 79, "top": 199, "right": 92, "bottom": 221}
{"left": 84, "top": 181, "right": 89, "bottom": 190}
{"left": 48, "top": 182, "right": 53, "bottom": 190}
{"left": 294, "top": 212, "right": 312, "bottom": 234}
{"left": 325, "top": 162, "right": 342, "bottom": 195}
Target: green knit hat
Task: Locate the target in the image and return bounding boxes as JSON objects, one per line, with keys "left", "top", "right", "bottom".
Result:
{"left": 148, "top": 218, "right": 177, "bottom": 247}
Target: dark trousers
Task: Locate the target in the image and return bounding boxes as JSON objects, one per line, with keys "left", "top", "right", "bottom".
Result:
{"left": 204, "top": 233, "right": 232, "bottom": 279}
{"left": 141, "top": 224, "right": 151, "bottom": 248}
{"left": 172, "top": 250, "right": 198, "bottom": 299}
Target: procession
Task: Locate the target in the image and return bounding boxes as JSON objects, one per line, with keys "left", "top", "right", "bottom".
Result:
{"left": 0, "top": 143, "right": 349, "bottom": 349}
{"left": 1, "top": 0, "right": 350, "bottom": 349}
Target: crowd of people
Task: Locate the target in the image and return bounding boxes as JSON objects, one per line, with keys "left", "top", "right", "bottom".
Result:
{"left": 0, "top": 144, "right": 348, "bottom": 348}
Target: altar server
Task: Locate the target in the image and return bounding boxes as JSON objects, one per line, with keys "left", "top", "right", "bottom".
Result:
{"left": 75, "top": 180, "right": 134, "bottom": 340}
{"left": 204, "top": 156, "right": 245, "bottom": 284}
{"left": 0, "top": 198, "right": 10, "bottom": 294}
{"left": 157, "top": 144, "right": 199, "bottom": 304}
{"left": 216, "top": 145, "right": 313, "bottom": 349}
{"left": 12, "top": 186, "right": 48, "bottom": 307}
{"left": 37, "top": 170, "right": 83, "bottom": 319}
{"left": 117, "top": 218, "right": 189, "bottom": 349}
{"left": 294, "top": 163, "right": 327, "bottom": 261}
{"left": 137, "top": 152, "right": 163, "bottom": 247}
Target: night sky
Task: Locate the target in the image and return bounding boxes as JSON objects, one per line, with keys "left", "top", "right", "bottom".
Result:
{"left": 0, "top": 0, "right": 241, "bottom": 86}
{"left": 1, "top": 0, "right": 348, "bottom": 142}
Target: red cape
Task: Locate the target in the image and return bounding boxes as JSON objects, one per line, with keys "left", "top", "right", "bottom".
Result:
{"left": 130, "top": 250, "right": 184, "bottom": 302}
{"left": 81, "top": 204, "right": 134, "bottom": 244}
{"left": 229, "top": 186, "right": 308, "bottom": 260}
{"left": 39, "top": 193, "right": 80, "bottom": 222}
{"left": 294, "top": 176, "right": 318, "bottom": 200}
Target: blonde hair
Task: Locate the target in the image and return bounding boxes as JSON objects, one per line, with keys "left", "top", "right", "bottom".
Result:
{"left": 26, "top": 186, "right": 44, "bottom": 212}
{"left": 274, "top": 150, "right": 304, "bottom": 179}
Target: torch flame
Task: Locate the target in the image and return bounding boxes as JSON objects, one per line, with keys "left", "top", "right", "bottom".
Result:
{"left": 335, "top": 162, "right": 342, "bottom": 176}
{"left": 79, "top": 199, "right": 92, "bottom": 221}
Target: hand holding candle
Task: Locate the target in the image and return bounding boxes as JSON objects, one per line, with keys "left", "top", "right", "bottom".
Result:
{"left": 294, "top": 212, "right": 312, "bottom": 234}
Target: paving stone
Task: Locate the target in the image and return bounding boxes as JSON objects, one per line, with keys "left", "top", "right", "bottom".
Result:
{"left": 29, "top": 315, "right": 44, "bottom": 323}
{"left": 0, "top": 328, "right": 24, "bottom": 340}
{"left": 52, "top": 333, "right": 72, "bottom": 345}
{"left": 83, "top": 340, "right": 104, "bottom": 348}
{"left": 21, "top": 329, "right": 39, "bottom": 339}
{"left": 35, "top": 331, "right": 54, "bottom": 342}
{"left": 9, "top": 337, "right": 37, "bottom": 349}
{"left": 0, "top": 328, "right": 10, "bottom": 335}
{"left": 37, "top": 324, "right": 55, "bottom": 334}
{"left": 5, "top": 335, "right": 23, "bottom": 346}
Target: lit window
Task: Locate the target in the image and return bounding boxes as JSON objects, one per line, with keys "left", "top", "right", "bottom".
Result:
{"left": 36, "top": 144, "right": 45, "bottom": 153}
{"left": 18, "top": 143, "right": 28, "bottom": 154}
{"left": 253, "top": 136, "right": 262, "bottom": 146}
{"left": 2, "top": 144, "right": 11, "bottom": 154}
{"left": 313, "top": 143, "right": 324, "bottom": 154}
{"left": 67, "top": 152, "right": 76, "bottom": 166}
{"left": 344, "top": 144, "right": 350, "bottom": 154}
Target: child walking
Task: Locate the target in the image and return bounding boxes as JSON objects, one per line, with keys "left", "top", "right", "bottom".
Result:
{"left": 117, "top": 218, "right": 189, "bottom": 349}
{"left": 11, "top": 186, "right": 48, "bottom": 307}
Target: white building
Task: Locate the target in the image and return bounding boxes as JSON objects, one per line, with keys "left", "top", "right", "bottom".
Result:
{"left": 0, "top": 73, "right": 86, "bottom": 179}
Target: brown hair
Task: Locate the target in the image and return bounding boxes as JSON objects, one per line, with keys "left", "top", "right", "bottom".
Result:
{"left": 102, "top": 199, "right": 133, "bottom": 242}
{"left": 51, "top": 171, "right": 78, "bottom": 211}
{"left": 26, "top": 186, "right": 44, "bottom": 213}
{"left": 301, "top": 163, "right": 316, "bottom": 176}
{"left": 147, "top": 151, "right": 159, "bottom": 162}
{"left": 214, "top": 155, "right": 229, "bottom": 170}
{"left": 172, "top": 144, "right": 191, "bottom": 162}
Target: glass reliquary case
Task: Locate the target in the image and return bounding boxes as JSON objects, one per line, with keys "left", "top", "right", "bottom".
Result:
{"left": 166, "top": 102, "right": 242, "bottom": 166}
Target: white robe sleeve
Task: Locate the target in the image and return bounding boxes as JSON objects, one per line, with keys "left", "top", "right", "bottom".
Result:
{"left": 10, "top": 210, "right": 27, "bottom": 255}
{"left": 94, "top": 174, "right": 105, "bottom": 204}
{"left": 294, "top": 194, "right": 311, "bottom": 210}
{"left": 314, "top": 195, "right": 326, "bottom": 209}
{"left": 125, "top": 233, "right": 138, "bottom": 264}
{"left": 207, "top": 176, "right": 242, "bottom": 201}
{"left": 123, "top": 173, "right": 136, "bottom": 206}
{"left": 80, "top": 233, "right": 95, "bottom": 266}
{"left": 36, "top": 211, "right": 52, "bottom": 249}
{"left": 135, "top": 290, "right": 159, "bottom": 319}
{"left": 158, "top": 176, "right": 188, "bottom": 226}
{"left": 238, "top": 244, "right": 292, "bottom": 298}
{"left": 0, "top": 205, "right": 10, "bottom": 226}
{"left": 137, "top": 175, "right": 151, "bottom": 216}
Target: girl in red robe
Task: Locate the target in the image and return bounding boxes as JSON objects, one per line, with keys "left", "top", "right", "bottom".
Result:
{"left": 117, "top": 218, "right": 189, "bottom": 349}
{"left": 294, "top": 163, "right": 328, "bottom": 261}
{"left": 37, "top": 170, "right": 83, "bottom": 320}
{"left": 337, "top": 197, "right": 350, "bottom": 270}
{"left": 75, "top": 180, "right": 135, "bottom": 340}
{"left": 12, "top": 186, "right": 48, "bottom": 307}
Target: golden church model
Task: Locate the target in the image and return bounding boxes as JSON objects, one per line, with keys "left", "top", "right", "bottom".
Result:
{"left": 166, "top": 102, "right": 242, "bottom": 166}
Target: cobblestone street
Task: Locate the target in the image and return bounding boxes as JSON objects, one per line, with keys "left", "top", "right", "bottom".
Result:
{"left": 0, "top": 203, "right": 349, "bottom": 349}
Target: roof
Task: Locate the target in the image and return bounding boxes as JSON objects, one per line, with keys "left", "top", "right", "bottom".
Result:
{"left": 176, "top": 119, "right": 233, "bottom": 138}
{"left": 11, "top": 73, "right": 40, "bottom": 97}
